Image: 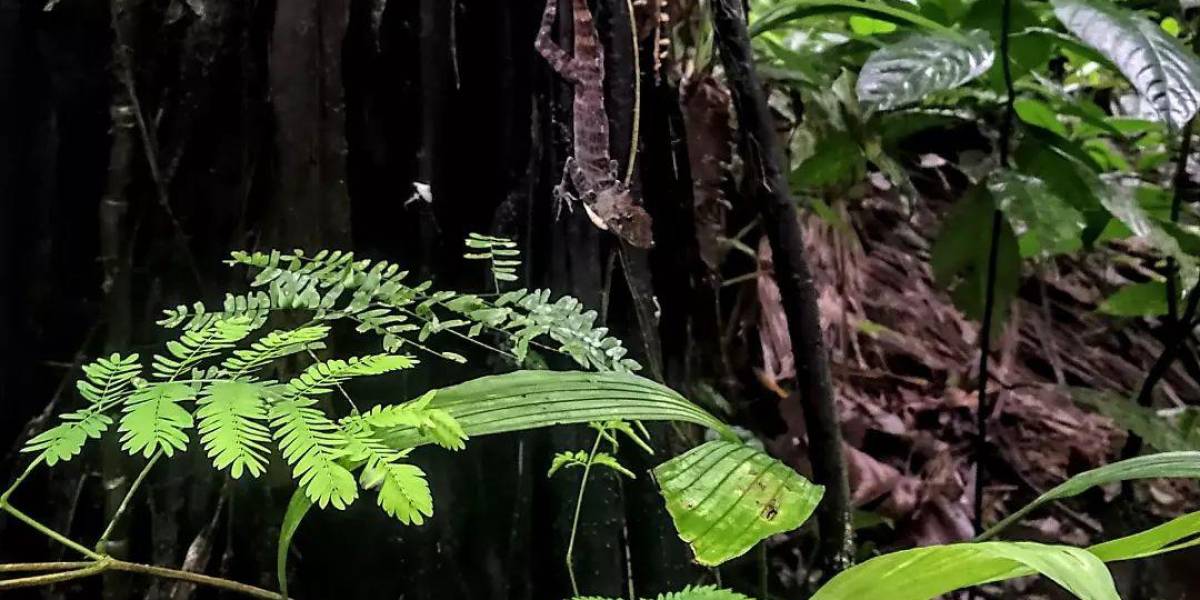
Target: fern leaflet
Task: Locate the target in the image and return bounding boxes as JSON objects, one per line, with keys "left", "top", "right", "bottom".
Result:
{"left": 222, "top": 325, "right": 330, "bottom": 376}
{"left": 269, "top": 396, "right": 357, "bottom": 509}
{"left": 283, "top": 354, "right": 416, "bottom": 399}
{"left": 348, "top": 391, "right": 467, "bottom": 450}
{"left": 22, "top": 410, "right": 113, "bottom": 466}
{"left": 342, "top": 424, "right": 434, "bottom": 524}
{"left": 76, "top": 353, "right": 142, "bottom": 405}
{"left": 152, "top": 318, "right": 256, "bottom": 380}
{"left": 119, "top": 382, "right": 195, "bottom": 458}
{"left": 196, "top": 381, "right": 272, "bottom": 478}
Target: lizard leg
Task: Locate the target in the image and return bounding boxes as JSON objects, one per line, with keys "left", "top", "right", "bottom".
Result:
{"left": 553, "top": 157, "right": 579, "bottom": 220}
{"left": 534, "top": 0, "right": 580, "bottom": 83}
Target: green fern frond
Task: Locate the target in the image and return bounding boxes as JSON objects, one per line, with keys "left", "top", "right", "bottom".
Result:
{"left": 222, "top": 325, "right": 330, "bottom": 376}
{"left": 152, "top": 318, "right": 257, "bottom": 380}
{"left": 158, "top": 291, "right": 276, "bottom": 330}
{"left": 76, "top": 353, "right": 141, "bottom": 405}
{"left": 196, "top": 380, "right": 271, "bottom": 478}
{"left": 464, "top": 232, "right": 521, "bottom": 285}
{"left": 348, "top": 391, "right": 466, "bottom": 450}
{"left": 340, "top": 424, "right": 435, "bottom": 524}
{"left": 22, "top": 410, "right": 113, "bottom": 466}
{"left": 119, "top": 382, "right": 195, "bottom": 458}
{"left": 283, "top": 355, "right": 417, "bottom": 399}
{"left": 269, "top": 396, "right": 357, "bottom": 509}
{"left": 547, "top": 450, "right": 634, "bottom": 479}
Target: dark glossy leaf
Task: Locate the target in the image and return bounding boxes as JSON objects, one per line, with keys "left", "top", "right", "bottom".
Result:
{"left": 857, "top": 29, "right": 995, "bottom": 111}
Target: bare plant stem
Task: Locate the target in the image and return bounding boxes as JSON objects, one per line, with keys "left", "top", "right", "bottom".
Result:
{"left": 973, "top": 0, "right": 1016, "bottom": 537}
{"left": 565, "top": 430, "right": 606, "bottom": 596}
{"left": 0, "top": 503, "right": 102, "bottom": 560}
{"left": 0, "top": 562, "right": 93, "bottom": 573}
{"left": 97, "top": 449, "right": 162, "bottom": 549}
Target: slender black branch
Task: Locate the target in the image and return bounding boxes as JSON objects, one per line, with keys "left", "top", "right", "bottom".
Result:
{"left": 710, "top": 0, "right": 852, "bottom": 576}
{"left": 1166, "top": 117, "right": 1195, "bottom": 326}
{"left": 973, "top": 0, "right": 1017, "bottom": 537}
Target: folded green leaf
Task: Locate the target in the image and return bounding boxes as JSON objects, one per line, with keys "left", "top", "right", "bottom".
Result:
{"left": 981, "top": 451, "right": 1200, "bottom": 539}
{"left": 653, "top": 440, "right": 823, "bottom": 566}
{"left": 809, "top": 541, "right": 1117, "bottom": 600}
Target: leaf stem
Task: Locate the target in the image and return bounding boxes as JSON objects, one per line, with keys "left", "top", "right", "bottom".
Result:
{"left": 565, "top": 429, "right": 606, "bottom": 596}
{"left": 1165, "top": 117, "right": 1195, "bottom": 326}
{"left": 97, "top": 449, "right": 162, "bottom": 549}
{"left": 0, "top": 562, "right": 93, "bottom": 573}
{"left": 0, "top": 503, "right": 102, "bottom": 560}
{"left": 0, "top": 455, "right": 44, "bottom": 505}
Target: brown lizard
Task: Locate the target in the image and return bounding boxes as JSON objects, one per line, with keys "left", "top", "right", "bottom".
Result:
{"left": 535, "top": 0, "right": 654, "bottom": 248}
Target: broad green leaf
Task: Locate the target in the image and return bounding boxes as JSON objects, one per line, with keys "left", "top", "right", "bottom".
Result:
{"left": 931, "top": 185, "right": 1021, "bottom": 330}
{"left": 1073, "top": 388, "right": 1199, "bottom": 452}
{"left": 1014, "top": 137, "right": 1111, "bottom": 245}
{"left": 981, "top": 451, "right": 1200, "bottom": 539}
{"left": 1098, "top": 281, "right": 1170, "bottom": 317}
{"left": 652, "top": 440, "right": 824, "bottom": 566}
{"left": 810, "top": 541, "right": 1117, "bottom": 600}
{"left": 1015, "top": 98, "right": 1068, "bottom": 137}
{"left": 378, "top": 371, "right": 734, "bottom": 449}
{"left": 1051, "top": 0, "right": 1200, "bottom": 130}
{"left": 990, "top": 172, "right": 1085, "bottom": 258}
{"left": 1088, "top": 509, "right": 1200, "bottom": 561}
{"left": 856, "top": 30, "right": 994, "bottom": 112}
{"left": 849, "top": 14, "right": 896, "bottom": 35}
{"left": 790, "top": 130, "right": 864, "bottom": 189}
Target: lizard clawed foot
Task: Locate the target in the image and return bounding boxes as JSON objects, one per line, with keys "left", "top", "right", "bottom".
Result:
{"left": 553, "top": 184, "right": 577, "bottom": 221}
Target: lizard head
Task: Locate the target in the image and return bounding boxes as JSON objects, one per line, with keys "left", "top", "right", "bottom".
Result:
{"left": 594, "top": 187, "right": 655, "bottom": 249}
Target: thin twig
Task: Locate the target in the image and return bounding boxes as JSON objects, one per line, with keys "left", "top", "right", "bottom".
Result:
{"left": 0, "top": 562, "right": 93, "bottom": 573}
{"left": 565, "top": 430, "right": 606, "bottom": 596}
{"left": 97, "top": 450, "right": 163, "bottom": 548}
{"left": 973, "top": 0, "right": 1016, "bottom": 537}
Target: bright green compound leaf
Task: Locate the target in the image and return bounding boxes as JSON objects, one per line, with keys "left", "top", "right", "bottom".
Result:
{"left": 119, "top": 382, "right": 196, "bottom": 458}
{"left": 652, "top": 440, "right": 824, "bottom": 566}
{"left": 196, "top": 380, "right": 272, "bottom": 479}
{"left": 981, "top": 451, "right": 1200, "bottom": 539}
{"left": 856, "top": 30, "right": 994, "bottom": 112}
{"left": 1051, "top": 0, "right": 1200, "bottom": 131}
{"left": 809, "top": 541, "right": 1118, "bottom": 600}
{"left": 1098, "top": 281, "right": 1170, "bottom": 317}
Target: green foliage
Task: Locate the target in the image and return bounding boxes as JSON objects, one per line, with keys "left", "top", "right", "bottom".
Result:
{"left": 931, "top": 185, "right": 1021, "bottom": 329}
{"left": 152, "top": 318, "right": 257, "bottom": 381}
{"left": 270, "top": 395, "right": 358, "bottom": 509}
{"left": 548, "top": 450, "right": 635, "bottom": 479}
{"left": 1073, "top": 389, "right": 1200, "bottom": 452}
{"left": 653, "top": 440, "right": 824, "bottom": 566}
{"left": 22, "top": 410, "right": 113, "bottom": 466}
{"left": 574, "top": 585, "right": 753, "bottom": 600}
{"left": 196, "top": 380, "right": 272, "bottom": 478}
{"left": 1099, "top": 280, "right": 1171, "bottom": 317}
{"left": 76, "top": 353, "right": 141, "bottom": 404}
{"left": 463, "top": 232, "right": 521, "bottom": 285}
{"left": 810, "top": 541, "right": 1118, "bottom": 600}
{"left": 856, "top": 30, "right": 994, "bottom": 112}
{"left": 119, "top": 382, "right": 195, "bottom": 458}
{"left": 981, "top": 451, "right": 1200, "bottom": 540}
{"left": 1051, "top": 0, "right": 1200, "bottom": 130}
